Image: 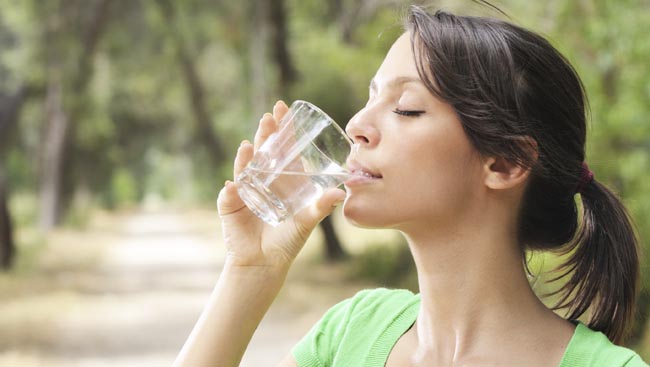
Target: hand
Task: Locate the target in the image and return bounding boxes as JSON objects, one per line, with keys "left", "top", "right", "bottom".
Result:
{"left": 216, "top": 101, "right": 346, "bottom": 270}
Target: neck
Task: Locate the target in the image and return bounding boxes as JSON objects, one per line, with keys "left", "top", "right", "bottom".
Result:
{"left": 400, "top": 205, "right": 554, "bottom": 363}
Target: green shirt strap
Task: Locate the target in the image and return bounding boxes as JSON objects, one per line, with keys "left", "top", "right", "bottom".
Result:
{"left": 559, "top": 323, "right": 648, "bottom": 367}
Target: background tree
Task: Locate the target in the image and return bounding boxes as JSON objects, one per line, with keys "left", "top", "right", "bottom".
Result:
{"left": 155, "top": 0, "right": 226, "bottom": 167}
{"left": 37, "top": 0, "right": 112, "bottom": 231}
{"left": 0, "top": 89, "right": 23, "bottom": 269}
{"left": 0, "top": 0, "right": 646, "bottom": 352}
{"left": 269, "top": 0, "right": 349, "bottom": 261}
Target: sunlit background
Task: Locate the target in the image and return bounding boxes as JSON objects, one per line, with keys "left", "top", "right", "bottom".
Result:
{"left": 0, "top": 0, "right": 648, "bottom": 365}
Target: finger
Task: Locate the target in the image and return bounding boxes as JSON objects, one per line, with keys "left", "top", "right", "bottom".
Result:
{"left": 234, "top": 140, "right": 254, "bottom": 179}
{"left": 217, "top": 180, "right": 247, "bottom": 217}
{"left": 253, "top": 113, "right": 279, "bottom": 152}
{"left": 294, "top": 188, "right": 346, "bottom": 231}
{"left": 273, "top": 100, "right": 289, "bottom": 122}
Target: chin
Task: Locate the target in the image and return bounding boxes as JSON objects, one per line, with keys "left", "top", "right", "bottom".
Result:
{"left": 342, "top": 200, "right": 396, "bottom": 229}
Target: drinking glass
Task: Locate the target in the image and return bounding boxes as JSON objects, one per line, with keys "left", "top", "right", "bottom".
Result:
{"left": 235, "top": 100, "right": 353, "bottom": 226}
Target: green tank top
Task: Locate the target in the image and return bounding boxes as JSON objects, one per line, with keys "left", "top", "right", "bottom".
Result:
{"left": 292, "top": 288, "right": 647, "bottom": 367}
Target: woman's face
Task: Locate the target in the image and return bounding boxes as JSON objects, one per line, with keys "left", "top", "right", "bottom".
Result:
{"left": 343, "top": 33, "right": 484, "bottom": 231}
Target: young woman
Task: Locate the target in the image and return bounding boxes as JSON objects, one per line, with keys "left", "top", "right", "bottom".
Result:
{"left": 175, "top": 5, "right": 647, "bottom": 367}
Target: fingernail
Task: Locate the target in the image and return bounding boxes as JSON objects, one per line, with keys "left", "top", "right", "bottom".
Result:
{"left": 332, "top": 199, "right": 344, "bottom": 207}
{"left": 240, "top": 140, "right": 250, "bottom": 147}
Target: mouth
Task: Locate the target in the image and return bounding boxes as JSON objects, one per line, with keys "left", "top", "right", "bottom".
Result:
{"left": 350, "top": 168, "right": 382, "bottom": 179}
{"left": 345, "top": 160, "right": 382, "bottom": 185}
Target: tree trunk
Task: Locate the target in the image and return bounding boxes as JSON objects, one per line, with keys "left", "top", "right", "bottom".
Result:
{"left": 0, "top": 87, "right": 28, "bottom": 148}
{"left": 269, "top": 0, "right": 297, "bottom": 93}
{"left": 38, "top": 0, "right": 112, "bottom": 231}
{"left": 249, "top": 0, "right": 270, "bottom": 118}
{"left": 0, "top": 172, "right": 14, "bottom": 270}
{"left": 156, "top": 0, "right": 226, "bottom": 164}
{"left": 338, "top": 0, "right": 390, "bottom": 45}
{"left": 320, "top": 214, "right": 346, "bottom": 261}
{"left": 39, "top": 73, "right": 69, "bottom": 231}
{"left": 0, "top": 83, "right": 30, "bottom": 270}
{"left": 339, "top": 0, "right": 364, "bottom": 44}
{"left": 267, "top": 0, "right": 347, "bottom": 261}
{"left": 74, "top": 0, "right": 112, "bottom": 92}
{"left": 327, "top": 0, "right": 343, "bottom": 22}
{"left": 178, "top": 51, "right": 227, "bottom": 162}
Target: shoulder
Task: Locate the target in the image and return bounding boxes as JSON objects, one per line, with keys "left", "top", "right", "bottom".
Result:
{"left": 292, "top": 288, "right": 419, "bottom": 367}
{"left": 561, "top": 323, "right": 648, "bottom": 367}
{"left": 310, "top": 287, "right": 418, "bottom": 334}
{"left": 343, "top": 287, "right": 419, "bottom": 314}
{"left": 311, "top": 287, "right": 418, "bottom": 328}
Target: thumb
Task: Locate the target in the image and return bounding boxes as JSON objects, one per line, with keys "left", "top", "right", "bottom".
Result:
{"left": 294, "top": 188, "right": 346, "bottom": 230}
{"left": 217, "top": 181, "right": 247, "bottom": 217}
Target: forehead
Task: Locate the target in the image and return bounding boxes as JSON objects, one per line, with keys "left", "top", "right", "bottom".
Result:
{"left": 373, "top": 33, "right": 421, "bottom": 86}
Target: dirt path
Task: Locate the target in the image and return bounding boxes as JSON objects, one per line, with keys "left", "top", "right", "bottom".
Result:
{"left": 0, "top": 209, "right": 370, "bottom": 366}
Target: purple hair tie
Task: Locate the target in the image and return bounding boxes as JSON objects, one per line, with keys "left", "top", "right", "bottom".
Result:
{"left": 576, "top": 162, "right": 594, "bottom": 194}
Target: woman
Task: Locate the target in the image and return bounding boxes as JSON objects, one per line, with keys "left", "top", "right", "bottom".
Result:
{"left": 175, "top": 5, "right": 647, "bottom": 367}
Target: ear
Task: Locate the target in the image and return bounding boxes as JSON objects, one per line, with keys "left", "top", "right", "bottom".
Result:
{"left": 482, "top": 157, "right": 530, "bottom": 190}
{"left": 482, "top": 137, "right": 538, "bottom": 191}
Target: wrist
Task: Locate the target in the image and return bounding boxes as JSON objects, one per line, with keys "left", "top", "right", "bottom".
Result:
{"left": 222, "top": 255, "right": 291, "bottom": 285}
{"left": 224, "top": 251, "right": 293, "bottom": 272}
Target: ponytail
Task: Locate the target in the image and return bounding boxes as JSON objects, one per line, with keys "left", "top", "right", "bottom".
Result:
{"left": 551, "top": 179, "right": 640, "bottom": 344}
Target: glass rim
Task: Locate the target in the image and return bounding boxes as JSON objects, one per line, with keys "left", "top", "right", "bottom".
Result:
{"left": 291, "top": 100, "right": 354, "bottom": 147}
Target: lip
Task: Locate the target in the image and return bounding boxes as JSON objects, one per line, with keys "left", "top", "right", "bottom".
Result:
{"left": 344, "top": 159, "right": 382, "bottom": 186}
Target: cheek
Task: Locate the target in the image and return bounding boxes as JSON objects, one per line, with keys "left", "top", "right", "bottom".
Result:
{"left": 400, "top": 165, "right": 477, "bottom": 220}
{"left": 384, "top": 137, "right": 480, "bottom": 223}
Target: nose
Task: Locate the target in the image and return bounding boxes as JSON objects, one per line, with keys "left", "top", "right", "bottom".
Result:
{"left": 345, "top": 107, "right": 380, "bottom": 148}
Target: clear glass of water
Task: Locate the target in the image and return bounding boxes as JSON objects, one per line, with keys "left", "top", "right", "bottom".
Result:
{"left": 235, "top": 100, "right": 353, "bottom": 226}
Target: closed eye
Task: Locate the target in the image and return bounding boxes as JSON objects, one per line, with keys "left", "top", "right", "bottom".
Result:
{"left": 393, "top": 108, "right": 425, "bottom": 117}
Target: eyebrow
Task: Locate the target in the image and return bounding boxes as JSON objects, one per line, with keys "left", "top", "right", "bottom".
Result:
{"left": 369, "top": 76, "right": 424, "bottom": 92}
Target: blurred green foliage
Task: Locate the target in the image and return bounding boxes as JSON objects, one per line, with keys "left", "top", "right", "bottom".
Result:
{"left": 0, "top": 0, "right": 648, "bottom": 355}
{"left": 348, "top": 239, "right": 419, "bottom": 292}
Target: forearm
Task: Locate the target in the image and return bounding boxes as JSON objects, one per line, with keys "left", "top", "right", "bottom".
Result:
{"left": 174, "top": 257, "right": 289, "bottom": 367}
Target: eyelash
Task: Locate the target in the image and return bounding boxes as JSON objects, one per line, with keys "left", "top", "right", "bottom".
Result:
{"left": 393, "top": 108, "right": 425, "bottom": 117}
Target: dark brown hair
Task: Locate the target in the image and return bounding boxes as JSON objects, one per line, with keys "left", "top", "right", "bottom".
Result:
{"left": 405, "top": 5, "right": 639, "bottom": 344}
